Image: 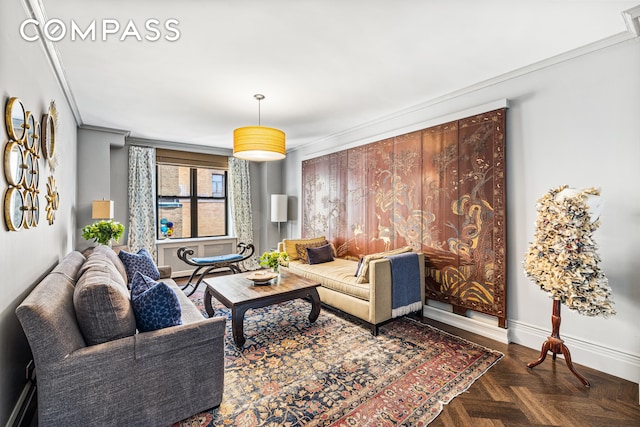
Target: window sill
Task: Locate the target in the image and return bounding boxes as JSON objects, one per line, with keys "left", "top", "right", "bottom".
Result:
{"left": 156, "top": 236, "right": 236, "bottom": 245}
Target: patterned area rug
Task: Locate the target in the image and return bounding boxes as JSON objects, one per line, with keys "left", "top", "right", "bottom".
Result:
{"left": 175, "top": 291, "right": 502, "bottom": 426}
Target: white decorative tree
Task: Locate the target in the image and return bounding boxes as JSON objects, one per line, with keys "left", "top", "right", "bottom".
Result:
{"left": 523, "top": 185, "right": 615, "bottom": 386}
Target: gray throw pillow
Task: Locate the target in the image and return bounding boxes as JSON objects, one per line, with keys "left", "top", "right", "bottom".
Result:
{"left": 74, "top": 265, "right": 136, "bottom": 345}
{"left": 306, "top": 244, "right": 335, "bottom": 265}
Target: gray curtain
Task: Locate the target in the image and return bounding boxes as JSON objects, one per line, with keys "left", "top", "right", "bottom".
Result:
{"left": 228, "top": 157, "right": 259, "bottom": 270}
{"left": 128, "top": 146, "right": 157, "bottom": 259}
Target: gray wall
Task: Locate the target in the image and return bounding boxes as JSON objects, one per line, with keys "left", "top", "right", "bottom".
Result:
{"left": 286, "top": 36, "right": 640, "bottom": 382}
{"left": 76, "top": 128, "right": 126, "bottom": 251}
{"left": 0, "top": 1, "right": 78, "bottom": 423}
{"left": 253, "top": 160, "right": 287, "bottom": 255}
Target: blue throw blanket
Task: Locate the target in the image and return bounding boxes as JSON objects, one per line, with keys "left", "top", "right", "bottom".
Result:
{"left": 386, "top": 252, "right": 422, "bottom": 318}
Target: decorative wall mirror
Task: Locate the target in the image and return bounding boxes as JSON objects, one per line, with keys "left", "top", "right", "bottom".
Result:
{"left": 23, "top": 151, "right": 39, "bottom": 190}
{"left": 22, "top": 190, "right": 33, "bottom": 229}
{"left": 31, "top": 152, "right": 39, "bottom": 189}
{"left": 3, "top": 96, "right": 55, "bottom": 231}
{"left": 24, "top": 152, "right": 34, "bottom": 190}
{"left": 5, "top": 97, "right": 27, "bottom": 143}
{"left": 41, "top": 113, "right": 56, "bottom": 160}
{"left": 3, "top": 141, "right": 25, "bottom": 187}
{"left": 4, "top": 187, "right": 24, "bottom": 231}
{"left": 25, "top": 111, "right": 38, "bottom": 152}
{"left": 31, "top": 191, "right": 40, "bottom": 227}
{"left": 31, "top": 121, "right": 41, "bottom": 156}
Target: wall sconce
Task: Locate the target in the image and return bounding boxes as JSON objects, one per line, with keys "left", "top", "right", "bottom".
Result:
{"left": 271, "top": 194, "right": 287, "bottom": 235}
{"left": 92, "top": 200, "right": 114, "bottom": 219}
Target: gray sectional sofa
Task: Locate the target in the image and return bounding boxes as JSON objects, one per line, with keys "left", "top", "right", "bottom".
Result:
{"left": 15, "top": 245, "right": 225, "bottom": 426}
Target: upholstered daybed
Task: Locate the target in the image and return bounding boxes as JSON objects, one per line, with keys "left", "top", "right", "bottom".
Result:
{"left": 278, "top": 237, "right": 425, "bottom": 334}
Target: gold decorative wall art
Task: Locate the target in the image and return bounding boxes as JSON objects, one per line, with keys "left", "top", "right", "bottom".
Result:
{"left": 45, "top": 175, "right": 59, "bottom": 225}
{"left": 3, "top": 96, "right": 58, "bottom": 230}
{"left": 302, "top": 108, "right": 507, "bottom": 326}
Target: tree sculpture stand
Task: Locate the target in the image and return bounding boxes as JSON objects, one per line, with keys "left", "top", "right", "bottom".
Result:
{"left": 527, "top": 299, "right": 590, "bottom": 387}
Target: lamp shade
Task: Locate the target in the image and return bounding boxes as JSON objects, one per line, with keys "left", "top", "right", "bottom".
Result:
{"left": 92, "top": 200, "right": 114, "bottom": 219}
{"left": 271, "top": 194, "right": 288, "bottom": 222}
{"left": 233, "top": 126, "right": 286, "bottom": 161}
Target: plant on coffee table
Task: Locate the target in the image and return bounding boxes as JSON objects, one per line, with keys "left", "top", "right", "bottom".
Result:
{"left": 259, "top": 251, "right": 289, "bottom": 273}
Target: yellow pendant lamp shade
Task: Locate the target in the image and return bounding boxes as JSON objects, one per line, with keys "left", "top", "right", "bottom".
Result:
{"left": 233, "top": 94, "right": 286, "bottom": 161}
{"left": 233, "top": 126, "right": 286, "bottom": 161}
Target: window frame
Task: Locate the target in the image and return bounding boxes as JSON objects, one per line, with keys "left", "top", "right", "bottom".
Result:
{"left": 156, "top": 164, "right": 229, "bottom": 240}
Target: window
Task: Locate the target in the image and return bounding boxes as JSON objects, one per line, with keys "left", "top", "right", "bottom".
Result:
{"left": 156, "top": 150, "right": 228, "bottom": 240}
{"left": 211, "top": 174, "right": 225, "bottom": 198}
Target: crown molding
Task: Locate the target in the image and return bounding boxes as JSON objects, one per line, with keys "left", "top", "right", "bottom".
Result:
{"left": 127, "top": 136, "right": 233, "bottom": 156}
{"left": 623, "top": 5, "right": 640, "bottom": 36}
{"left": 300, "top": 99, "right": 509, "bottom": 161}
{"left": 22, "top": 0, "right": 83, "bottom": 126}
{"left": 293, "top": 29, "right": 636, "bottom": 156}
{"left": 79, "top": 124, "right": 131, "bottom": 136}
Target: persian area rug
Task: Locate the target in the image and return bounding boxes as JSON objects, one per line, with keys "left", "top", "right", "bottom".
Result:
{"left": 175, "top": 291, "right": 503, "bottom": 427}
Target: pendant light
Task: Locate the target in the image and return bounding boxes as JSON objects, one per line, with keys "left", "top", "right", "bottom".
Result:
{"left": 233, "top": 94, "right": 286, "bottom": 161}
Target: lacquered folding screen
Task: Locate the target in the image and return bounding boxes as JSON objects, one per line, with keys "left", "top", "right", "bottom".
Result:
{"left": 302, "top": 109, "right": 507, "bottom": 326}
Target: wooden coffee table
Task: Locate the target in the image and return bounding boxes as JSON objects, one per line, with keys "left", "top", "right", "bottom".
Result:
{"left": 203, "top": 270, "right": 321, "bottom": 347}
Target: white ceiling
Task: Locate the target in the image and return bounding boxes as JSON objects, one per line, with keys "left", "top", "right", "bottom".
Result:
{"left": 36, "top": 0, "right": 638, "bottom": 151}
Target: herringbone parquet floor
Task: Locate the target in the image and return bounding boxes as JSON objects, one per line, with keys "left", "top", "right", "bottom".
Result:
{"left": 414, "top": 316, "right": 640, "bottom": 427}
{"left": 177, "top": 275, "right": 640, "bottom": 426}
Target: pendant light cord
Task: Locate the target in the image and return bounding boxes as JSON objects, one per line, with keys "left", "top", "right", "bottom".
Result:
{"left": 254, "top": 94, "right": 265, "bottom": 126}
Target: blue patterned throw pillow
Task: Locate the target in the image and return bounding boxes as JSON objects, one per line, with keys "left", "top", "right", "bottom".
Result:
{"left": 118, "top": 248, "right": 160, "bottom": 282}
{"left": 130, "top": 271, "right": 157, "bottom": 299}
{"left": 131, "top": 279, "right": 182, "bottom": 332}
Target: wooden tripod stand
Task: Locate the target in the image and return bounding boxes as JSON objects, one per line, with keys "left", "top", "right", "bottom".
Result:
{"left": 527, "top": 299, "right": 590, "bottom": 387}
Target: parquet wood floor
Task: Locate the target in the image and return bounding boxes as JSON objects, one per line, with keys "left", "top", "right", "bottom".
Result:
{"left": 413, "top": 316, "right": 640, "bottom": 427}
{"left": 177, "top": 276, "right": 640, "bottom": 426}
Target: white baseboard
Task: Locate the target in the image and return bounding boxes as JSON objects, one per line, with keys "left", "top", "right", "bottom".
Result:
{"left": 422, "top": 305, "right": 509, "bottom": 344}
{"left": 422, "top": 305, "right": 640, "bottom": 385}
{"left": 509, "top": 319, "right": 640, "bottom": 384}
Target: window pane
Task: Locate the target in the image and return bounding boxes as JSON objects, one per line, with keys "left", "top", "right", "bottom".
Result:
{"left": 158, "top": 165, "right": 190, "bottom": 197}
{"left": 157, "top": 162, "right": 228, "bottom": 239}
{"left": 197, "top": 168, "right": 225, "bottom": 198}
{"left": 158, "top": 198, "right": 191, "bottom": 239}
{"left": 196, "top": 199, "right": 225, "bottom": 237}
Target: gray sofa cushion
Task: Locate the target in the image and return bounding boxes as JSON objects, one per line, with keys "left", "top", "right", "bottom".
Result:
{"left": 73, "top": 264, "right": 136, "bottom": 345}
{"left": 86, "top": 244, "right": 129, "bottom": 284}
{"left": 78, "top": 252, "right": 128, "bottom": 289}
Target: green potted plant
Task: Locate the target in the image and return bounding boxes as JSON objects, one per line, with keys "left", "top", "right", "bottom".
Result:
{"left": 259, "top": 250, "right": 289, "bottom": 273}
{"left": 82, "top": 219, "right": 125, "bottom": 247}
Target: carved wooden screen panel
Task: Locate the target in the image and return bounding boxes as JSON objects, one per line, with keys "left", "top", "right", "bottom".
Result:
{"left": 391, "top": 131, "right": 423, "bottom": 251}
{"left": 455, "top": 112, "right": 506, "bottom": 322}
{"left": 421, "top": 120, "right": 461, "bottom": 308}
{"left": 366, "top": 139, "right": 395, "bottom": 255}
{"left": 302, "top": 151, "right": 348, "bottom": 246}
{"left": 343, "top": 146, "right": 367, "bottom": 257}
{"left": 301, "top": 108, "right": 506, "bottom": 325}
